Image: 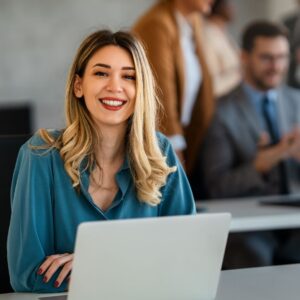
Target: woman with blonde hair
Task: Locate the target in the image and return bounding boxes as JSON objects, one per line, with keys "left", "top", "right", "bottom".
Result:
{"left": 7, "top": 29, "right": 195, "bottom": 293}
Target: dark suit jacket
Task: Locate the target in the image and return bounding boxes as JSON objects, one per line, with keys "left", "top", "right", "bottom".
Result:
{"left": 132, "top": 0, "right": 214, "bottom": 175}
{"left": 192, "top": 84, "right": 300, "bottom": 199}
{"left": 283, "top": 13, "right": 300, "bottom": 88}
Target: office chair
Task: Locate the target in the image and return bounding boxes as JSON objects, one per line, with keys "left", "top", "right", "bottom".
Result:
{"left": 0, "top": 134, "right": 31, "bottom": 293}
{"left": 0, "top": 103, "right": 33, "bottom": 135}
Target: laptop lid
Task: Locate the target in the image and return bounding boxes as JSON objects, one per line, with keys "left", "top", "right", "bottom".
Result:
{"left": 68, "top": 213, "right": 231, "bottom": 300}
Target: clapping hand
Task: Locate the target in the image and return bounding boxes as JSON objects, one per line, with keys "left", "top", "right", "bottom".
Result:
{"left": 254, "top": 132, "right": 291, "bottom": 174}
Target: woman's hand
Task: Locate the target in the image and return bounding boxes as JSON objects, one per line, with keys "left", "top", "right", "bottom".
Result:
{"left": 37, "top": 253, "right": 74, "bottom": 288}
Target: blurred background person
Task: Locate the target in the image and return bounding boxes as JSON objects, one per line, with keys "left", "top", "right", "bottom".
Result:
{"left": 282, "top": 0, "right": 300, "bottom": 89}
{"left": 198, "top": 20, "right": 300, "bottom": 200}
{"left": 132, "top": 0, "right": 214, "bottom": 177}
{"left": 193, "top": 20, "right": 300, "bottom": 268}
{"left": 202, "top": 0, "right": 241, "bottom": 97}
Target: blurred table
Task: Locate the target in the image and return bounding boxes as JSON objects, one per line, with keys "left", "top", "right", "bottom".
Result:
{"left": 216, "top": 263, "right": 300, "bottom": 300}
{"left": 197, "top": 194, "right": 300, "bottom": 232}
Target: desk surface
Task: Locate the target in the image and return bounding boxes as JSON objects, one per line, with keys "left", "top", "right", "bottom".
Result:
{"left": 1, "top": 264, "right": 299, "bottom": 300}
{"left": 197, "top": 194, "right": 300, "bottom": 232}
{"left": 216, "top": 263, "right": 300, "bottom": 300}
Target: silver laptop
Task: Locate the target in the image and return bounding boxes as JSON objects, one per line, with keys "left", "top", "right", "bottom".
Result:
{"left": 41, "top": 213, "right": 231, "bottom": 300}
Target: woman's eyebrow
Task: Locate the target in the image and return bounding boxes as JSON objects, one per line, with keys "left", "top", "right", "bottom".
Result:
{"left": 122, "top": 66, "right": 135, "bottom": 70}
{"left": 92, "top": 63, "right": 135, "bottom": 71}
{"left": 92, "top": 63, "right": 110, "bottom": 68}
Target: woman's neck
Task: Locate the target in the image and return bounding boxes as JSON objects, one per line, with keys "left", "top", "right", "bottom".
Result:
{"left": 95, "top": 125, "right": 127, "bottom": 165}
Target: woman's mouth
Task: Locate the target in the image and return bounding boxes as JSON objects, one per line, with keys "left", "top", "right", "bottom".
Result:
{"left": 99, "top": 98, "right": 127, "bottom": 111}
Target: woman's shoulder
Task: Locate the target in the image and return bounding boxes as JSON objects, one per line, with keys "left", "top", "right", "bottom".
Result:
{"left": 155, "top": 132, "right": 179, "bottom": 168}
{"left": 28, "top": 129, "right": 62, "bottom": 146}
{"left": 20, "top": 129, "right": 63, "bottom": 157}
{"left": 156, "top": 131, "right": 173, "bottom": 153}
{"left": 135, "top": 1, "right": 173, "bottom": 24}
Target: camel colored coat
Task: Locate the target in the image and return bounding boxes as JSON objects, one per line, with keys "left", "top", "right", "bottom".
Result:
{"left": 133, "top": 0, "right": 214, "bottom": 175}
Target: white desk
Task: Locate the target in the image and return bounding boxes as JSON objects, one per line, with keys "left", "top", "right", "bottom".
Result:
{"left": 215, "top": 263, "right": 300, "bottom": 300}
{"left": 1, "top": 264, "right": 299, "bottom": 300}
{"left": 0, "top": 293, "right": 66, "bottom": 300}
{"left": 197, "top": 194, "right": 300, "bottom": 232}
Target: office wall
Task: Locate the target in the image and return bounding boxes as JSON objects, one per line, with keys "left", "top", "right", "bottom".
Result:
{"left": 0, "top": 0, "right": 152, "bottom": 130}
{"left": 0, "top": 0, "right": 298, "bottom": 130}
{"left": 266, "top": 0, "right": 297, "bottom": 20}
{"left": 229, "top": 0, "right": 268, "bottom": 40}
{"left": 230, "top": 0, "right": 298, "bottom": 41}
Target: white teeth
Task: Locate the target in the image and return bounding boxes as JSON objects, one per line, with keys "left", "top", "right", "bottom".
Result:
{"left": 101, "top": 99, "right": 124, "bottom": 107}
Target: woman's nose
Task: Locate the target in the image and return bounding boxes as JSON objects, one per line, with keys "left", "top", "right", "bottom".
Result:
{"left": 106, "top": 76, "right": 122, "bottom": 92}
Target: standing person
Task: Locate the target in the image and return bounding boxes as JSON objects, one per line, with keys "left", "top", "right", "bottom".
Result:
{"left": 202, "top": 0, "right": 241, "bottom": 97}
{"left": 282, "top": 0, "right": 300, "bottom": 89}
{"left": 7, "top": 30, "right": 196, "bottom": 293}
{"left": 132, "top": 0, "right": 214, "bottom": 176}
{"left": 196, "top": 21, "right": 300, "bottom": 268}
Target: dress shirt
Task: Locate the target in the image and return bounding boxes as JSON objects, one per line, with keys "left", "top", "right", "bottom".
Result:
{"left": 242, "top": 83, "right": 280, "bottom": 136}
{"left": 169, "top": 11, "right": 202, "bottom": 151}
{"left": 7, "top": 130, "right": 196, "bottom": 293}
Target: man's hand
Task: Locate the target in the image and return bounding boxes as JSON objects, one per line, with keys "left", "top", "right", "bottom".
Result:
{"left": 253, "top": 132, "right": 291, "bottom": 174}
{"left": 37, "top": 253, "right": 73, "bottom": 288}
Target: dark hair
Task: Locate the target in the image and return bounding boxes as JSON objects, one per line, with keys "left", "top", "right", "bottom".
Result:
{"left": 242, "top": 20, "right": 289, "bottom": 52}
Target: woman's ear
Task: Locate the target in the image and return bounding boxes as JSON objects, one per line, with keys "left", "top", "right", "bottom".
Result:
{"left": 74, "top": 74, "right": 83, "bottom": 98}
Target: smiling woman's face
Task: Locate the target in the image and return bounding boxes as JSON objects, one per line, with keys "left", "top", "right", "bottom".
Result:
{"left": 74, "top": 45, "right": 136, "bottom": 130}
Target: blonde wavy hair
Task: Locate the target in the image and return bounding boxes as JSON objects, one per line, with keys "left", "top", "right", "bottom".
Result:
{"left": 39, "top": 30, "right": 176, "bottom": 206}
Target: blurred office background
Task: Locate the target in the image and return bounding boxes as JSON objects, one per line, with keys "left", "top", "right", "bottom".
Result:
{"left": 0, "top": 0, "right": 297, "bottom": 131}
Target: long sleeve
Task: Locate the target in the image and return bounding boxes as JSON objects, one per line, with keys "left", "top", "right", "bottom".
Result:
{"left": 7, "top": 132, "right": 195, "bottom": 292}
{"left": 7, "top": 142, "right": 67, "bottom": 292}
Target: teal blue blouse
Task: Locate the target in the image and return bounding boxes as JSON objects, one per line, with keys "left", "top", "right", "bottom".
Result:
{"left": 7, "top": 131, "right": 195, "bottom": 293}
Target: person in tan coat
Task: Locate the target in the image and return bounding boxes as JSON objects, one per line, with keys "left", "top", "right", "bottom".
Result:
{"left": 132, "top": 0, "right": 214, "bottom": 176}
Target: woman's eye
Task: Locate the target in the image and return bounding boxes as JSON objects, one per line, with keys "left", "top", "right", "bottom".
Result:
{"left": 124, "top": 75, "right": 136, "bottom": 81}
{"left": 94, "top": 71, "right": 107, "bottom": 77}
